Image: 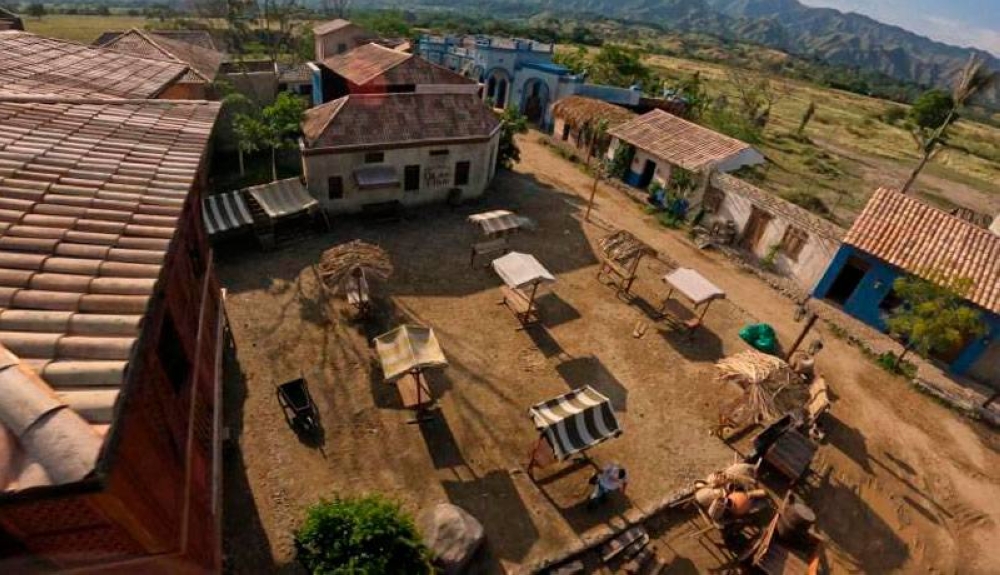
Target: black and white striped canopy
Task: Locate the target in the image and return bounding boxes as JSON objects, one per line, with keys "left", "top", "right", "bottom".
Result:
{"left": 529, "top": 386, "right": 622, "bottom": 461}
{"left": 203, "top": 191, "right": 253, "bottom": 236}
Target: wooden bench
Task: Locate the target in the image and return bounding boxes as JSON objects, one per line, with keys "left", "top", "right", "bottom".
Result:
{"left": 500, "top": 284, "right": 537, "bottom": 326}
{"left": 470, "top": 237, "right": 509, "bottom": 268}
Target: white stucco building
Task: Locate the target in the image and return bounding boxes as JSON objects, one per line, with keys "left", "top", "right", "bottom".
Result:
{"left": 299, "top": 92, "right": 501, "bottom": 215}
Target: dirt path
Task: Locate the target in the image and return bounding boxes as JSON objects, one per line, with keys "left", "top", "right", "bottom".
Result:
{"left": 515, "top": 133, "right": 1000, "bottom": 574}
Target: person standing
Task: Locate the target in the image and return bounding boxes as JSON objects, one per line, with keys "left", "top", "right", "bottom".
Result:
{"left": 588, "top": 463, "right": 628, "bottom": 507}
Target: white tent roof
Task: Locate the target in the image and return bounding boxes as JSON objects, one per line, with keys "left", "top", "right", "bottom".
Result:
{"left": 663, "top": 268, "right": 725, "bottom": 306}
{"left": 468, "top": 210, "right": 532, "bottom": 235}
{"left": 492, "top": 252, "right": 556, "bottom": 290}
{"left": 373, "top": 325, "right": 448, "bottom": 382}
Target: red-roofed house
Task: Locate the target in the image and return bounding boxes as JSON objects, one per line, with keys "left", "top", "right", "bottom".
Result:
{"left": 299, "top": 92, "right": 500, "bottom": 215}
{"left": 313, "top": 18, "right": 376, "bottom": 60}
{"left": 0, "top": 96, "right": 224, "bottom": 572}
{"left": 813, "top": 188, "right": 1000, "bottom": 382}
{"left": 315, "top": 42, "right": 478, "bottom": 102}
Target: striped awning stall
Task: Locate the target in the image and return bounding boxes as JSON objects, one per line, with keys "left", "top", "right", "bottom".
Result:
{"left": 373, "top": 325, "right": 448, "bottom": 382}
{"left": 246, "top": 178, "right": 319, "bottom": 219}
{"left": 468, "top": 210, "right": 531, "bottom": 236}
{"left": 202, "top": 191, "right": 253, "bottom": 236}
{"left": 529, "top": 386, "right": 622, "bottom": 461}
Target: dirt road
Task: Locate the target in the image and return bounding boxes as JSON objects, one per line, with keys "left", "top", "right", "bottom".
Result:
{"left": 514, "top": 133, "right": 1000, "bottom": 574}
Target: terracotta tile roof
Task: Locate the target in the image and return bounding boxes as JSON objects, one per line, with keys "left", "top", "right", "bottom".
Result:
{"left": 0, "top": 31, "right": 188, "bottom": 99}
{"left": 101, "top": 29, "right": 224, "bottom": 83}
{"left": 94, "top": 30, "right": 218, "bottom": 51}
{"left": 711, "top": 173, "right": 845, "bottom": 241}
{"left": 0, "top": 96, "right": 220, "bottom": 492}
{"left": 609, "top": 109, "right": 757, "bottom": 172}
{"left": 302, "top": 93, "right": 500, "bottom": 150}
{"left": 321, "top": 43, "right": 474, "bottom": 87}
{"left": 313, "top": 18, "right": 356, "bottom": 35}
{"left": 552, "top": 96, "right": 635, "bottom": 130}
{"left": 846, "top": 187, "right": 1000, "bottom": 313}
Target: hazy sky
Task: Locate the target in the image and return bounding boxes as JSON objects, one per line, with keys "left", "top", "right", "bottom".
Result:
{"left": 800, "top": 0, "right": 1000, "bottom": 56}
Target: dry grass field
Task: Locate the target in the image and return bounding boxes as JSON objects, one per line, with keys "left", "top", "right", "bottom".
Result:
{"left": 21, "top": 14, "right": 151, "bottom": 44}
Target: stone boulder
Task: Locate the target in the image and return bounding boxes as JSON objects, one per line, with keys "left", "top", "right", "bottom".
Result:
{"left": 418, "top": 503, "right": 485, "bottom": 575}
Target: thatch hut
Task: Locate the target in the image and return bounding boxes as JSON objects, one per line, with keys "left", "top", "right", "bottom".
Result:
{"left": 551, "top": 96, "right": 635, "bottom": 156}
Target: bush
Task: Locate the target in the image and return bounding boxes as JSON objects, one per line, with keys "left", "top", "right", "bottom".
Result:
{"left": 881, "top": 105, "right": 907, "bottom": 125}
{"left": 295, "top": 495, "right": 433, "bottom": 575}
{"left": 876, "top": 352, "right": 917, "bottom": 378}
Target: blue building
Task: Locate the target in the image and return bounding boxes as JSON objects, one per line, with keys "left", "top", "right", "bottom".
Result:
{"left": 812, "top": 187, "right": 1000, "bottom": 382}
{"left": 417, "top": 35, "right": 640, "bottom": 126}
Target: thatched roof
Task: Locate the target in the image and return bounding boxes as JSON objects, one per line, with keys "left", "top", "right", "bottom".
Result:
{"left": 317, "top": 240, "right": 393, "bottom": 291}
{"left": 551, "top": 96, "right": 635, "bottom": 131}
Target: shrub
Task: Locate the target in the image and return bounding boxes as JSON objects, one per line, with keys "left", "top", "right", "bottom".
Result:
{"left": 881, "top": 105, "right": 907, "bottom": 125}
{"left": 876, "top": 352, "right": 917, "bottom": 378}
{"left": 295, "top": 495, "right": 433, "bottom": 575}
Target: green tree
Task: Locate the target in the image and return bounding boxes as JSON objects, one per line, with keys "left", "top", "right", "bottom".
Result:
{"left": 553, "top": 45, "right": 589, "bottom": 75}
{"left": 232, "top": 92, "right": 306, "bottom": 181}
{"left": 589, "top": 44, "right": 650, "bottom": 89}
{"left": 26, "top": 3, "right": 46, "bottom": 18}
{"left": 902, "top": 56, "right": 997, "bottom": 193}
{"left": 295, "top": 495, "right": 432, "bottom": 575}
{"left": 886, "top": 275, "right": 986, "bottom": 366}
{"left": 495, "top": 106, "right": 528, "bottom": 170}
{"left": 95, "top": 5, "right": 110, "bottom": 15}
{"left": 676, "top": 71, "right": 709, "bottom": 120}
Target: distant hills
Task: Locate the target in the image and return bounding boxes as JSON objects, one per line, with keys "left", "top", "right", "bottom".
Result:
{"left": 381, "top": 0, "right": 1000, "bottom": 108}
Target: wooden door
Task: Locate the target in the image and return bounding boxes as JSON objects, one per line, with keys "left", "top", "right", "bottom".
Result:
{"left": 741, "top": 206, "right": 773, "bottom": 251}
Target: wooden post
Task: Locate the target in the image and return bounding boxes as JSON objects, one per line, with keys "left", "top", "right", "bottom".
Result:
{"left": 585, "top": 171, "right": 599, "bottom": 222}
{"left": 786, "top": 312, "right": 819, "bottom": 361}
{"left": 527, "top": 281, "right": 540, "bottom": 324}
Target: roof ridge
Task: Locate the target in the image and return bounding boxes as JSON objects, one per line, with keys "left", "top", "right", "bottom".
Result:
{"left": 122, "top": 28, "right": 212, "bottom": 83}
{"left": 0, "top": 95, "right": 220, "bottom": 106}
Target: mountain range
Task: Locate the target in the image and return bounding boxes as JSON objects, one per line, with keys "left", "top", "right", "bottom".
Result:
{"left": 382, "top": 0, "right": 1000, "bottom": 108}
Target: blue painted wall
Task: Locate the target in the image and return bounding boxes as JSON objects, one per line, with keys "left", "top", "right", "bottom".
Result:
{"left": 814, "top": 245, "right": 1000, "bottom": 375}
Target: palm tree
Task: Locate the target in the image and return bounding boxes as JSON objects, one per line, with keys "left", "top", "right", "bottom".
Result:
{"left": 901, "top": 55, "right": 998, "bottom": 193}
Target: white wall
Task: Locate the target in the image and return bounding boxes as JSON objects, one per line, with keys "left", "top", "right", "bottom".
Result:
{"left": 991, "top": 214, "right": 1000, "bottom": 236}
{"left": 303, "top": 134, "right": 500, "bottom": 215}
{"left": 709, "top": 191, "right": 839, "bottom": 290}
{"left": 629, "top": 148, "right": 672, "bottom": 188}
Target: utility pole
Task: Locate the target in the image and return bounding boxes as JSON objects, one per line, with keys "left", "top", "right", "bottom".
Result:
{"left": 787, "top": 299, "right": 819, "bottom": 360}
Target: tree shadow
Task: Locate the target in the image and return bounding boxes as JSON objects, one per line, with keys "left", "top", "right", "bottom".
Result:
{"left": 556, "top": 355, "right": 629, "bottom": 412}
{"left": 442, "top": 470, "right": 540, "bottom": 563}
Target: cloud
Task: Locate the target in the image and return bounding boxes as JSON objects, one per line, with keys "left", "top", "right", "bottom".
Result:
{"left": 920, "top": 15, "right": 1000, "bottom": 55}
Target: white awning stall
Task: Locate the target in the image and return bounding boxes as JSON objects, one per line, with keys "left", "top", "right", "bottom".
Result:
{"left": 527, "top": 386, "right": 623, "bottom": 472}
{"left": 661, "top": 267, "right": 726, "bottom": 327}
{"left": 373, "top": 325, "right": 448, "bottom": 417}
{"left": 246, "top": 177, "right": 319, "bottom": 220}
{"left": 202, "top": 190, "right": 253, "bottom": 237}
{"left": 468, "top": 210, "right": 534, "bottom": 237}
{"left": 492, "top": 252, "right": 556, "bottom": 326}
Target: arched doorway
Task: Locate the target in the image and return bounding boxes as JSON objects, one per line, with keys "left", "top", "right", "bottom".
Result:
{"left": 521, "top": 78, "right": 550, "bottom": 124}
{"left": 484, "top": 68, "right": 511, "bottom": 108}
